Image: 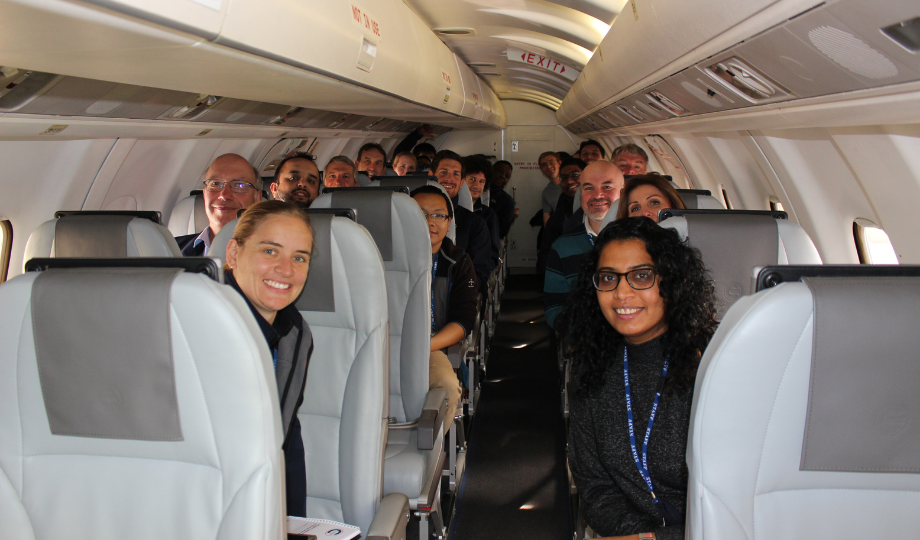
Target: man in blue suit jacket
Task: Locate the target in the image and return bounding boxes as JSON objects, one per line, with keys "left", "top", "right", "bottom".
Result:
{"left": 175, "top": 153, "right": 262, "bottom": 256}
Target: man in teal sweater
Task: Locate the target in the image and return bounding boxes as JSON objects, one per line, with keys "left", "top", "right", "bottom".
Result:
{"left": 544, "top": 161, "right": 624, "bottom": 329}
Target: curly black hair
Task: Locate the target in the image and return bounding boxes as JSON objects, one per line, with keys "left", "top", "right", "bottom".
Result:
{"left": 557, "top": 217, "right": 717, "bottom": 396}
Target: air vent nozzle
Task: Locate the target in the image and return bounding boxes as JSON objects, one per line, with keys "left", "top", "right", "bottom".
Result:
{"left": 703, "top": 56, "right": 792, "bottom": 103}
{"left": 160, "top": 94, "right": 224, "bottom": 120}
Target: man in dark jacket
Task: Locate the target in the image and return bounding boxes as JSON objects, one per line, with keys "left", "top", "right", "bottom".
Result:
{"left": 411, "top": 186, "right": 478, "bottom": 418}
{"left": 175, "top": 153, "right": 262, "bottom": 256}
{"left": 431, "top": 149, "right": 494, "bottom": 294}
{"left": 490, "top": 160, "right": 517, "bottom": 239}
{"left": 541, "top": 157, "right": 586, "bottom": 252}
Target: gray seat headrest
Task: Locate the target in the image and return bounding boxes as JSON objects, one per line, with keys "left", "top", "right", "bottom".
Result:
{"left": 32, "top": 267, "right": 183, "bottom": 441}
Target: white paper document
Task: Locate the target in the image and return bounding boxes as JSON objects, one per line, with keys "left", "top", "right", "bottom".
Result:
{"left": 287, "top": 516, "right": 361, "bottom": 539}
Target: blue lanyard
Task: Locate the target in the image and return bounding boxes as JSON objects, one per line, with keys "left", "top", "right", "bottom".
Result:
{"left": 623, "top": 346, "right": 669, "bottom": 504}
{"left": 430, "top": 255, "right": 439, "bottom": 329}
{"left": 272, "top": 348, "right": 278, "bottom": 371}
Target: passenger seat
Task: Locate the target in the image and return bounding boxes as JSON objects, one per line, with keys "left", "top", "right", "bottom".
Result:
{"left": 657, "top": 209, "right": 821, "bottom": 318}
{"left": 24, "top": 211, "right": 181, "bottom": 267}
{"left": 167, "top": 190, "right": 207, "bottom": 236}
{"left": 0, "top": 259, "right": 286, "bottom": 539}
{"left": 311, "top": 189, "right": 451, "bottom": 539}
{"left": 210, "top": 212, "right": 409, "bottom": 538}
{"left": 688, "top": 265, "right": 920, "bottom": 539}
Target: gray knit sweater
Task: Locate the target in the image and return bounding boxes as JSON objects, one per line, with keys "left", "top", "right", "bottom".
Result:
{"left": 568, "top": 335, "right": 692, "bottom": 540}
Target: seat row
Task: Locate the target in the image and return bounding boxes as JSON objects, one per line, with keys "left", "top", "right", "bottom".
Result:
{"left": 3, "top": 183, "right": 502, "bottom": 539}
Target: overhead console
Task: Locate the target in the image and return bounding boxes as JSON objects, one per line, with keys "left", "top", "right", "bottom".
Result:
{"left": 558, "top": 0, "right": 920, "bottom": 133}
{"left": 0, "top": 0, "right": 506, "bottom": 133}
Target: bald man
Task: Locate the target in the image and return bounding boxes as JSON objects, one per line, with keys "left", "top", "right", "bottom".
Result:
{"left": 543, "top": 161, "right": 625, "bottom": 329}
{"left": 175, "top": 153, "right": 262, "bottom": 256}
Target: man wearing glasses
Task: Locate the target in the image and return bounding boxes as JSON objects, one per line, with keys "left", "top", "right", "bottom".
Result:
{"left": 176, "top": 153, "right": 262, "bottom": 256}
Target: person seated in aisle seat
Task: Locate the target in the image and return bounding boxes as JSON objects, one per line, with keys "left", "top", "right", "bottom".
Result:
{"left": 616, "top": 173, "right": 686, "bottom": 222}
{"left": 490, "top": 160, "right": 518, "bottom": 238}
{"left": 175, "top": 153, "right": 262, "bottom": 256}
{"left": 323, "top": 155, "right": 358, "bottom": 188}
{"left": 541, "top": 157, "right": 586, "bottom": 254}
{"left": 356, "top": 142, "right": 387, "bottom": 180}
{"left": 464, "top": 155, "right": 501, "bottom": 270}
{"left": 558, "top": 217, "right": 717, "bottom": 540}
{"left": 612, "top": 143, "right": 650, "bottom": 176}
{"left": 579, "top": 139, "right": 607, "bottom": 163}
{"left": 223, "top": 200, "right": 316, "bottom": 518}
{"left": 432, "top": 149, "right": 494, "bottom": 294}
{"left": 544, "top": 161, "right": 624, "bottom": 330}
{"left": 539, "top": 151, "right": 563, "bottom": 225}
{"left": 392, "top": 151, "right": 418, "bottom": 176}
{"left": 411, "top": 186, "right": 477, "bottom": 418}
{"left": 269, "top": 152, "right": 320, "bottom": 209}
{"left": 392, "top": 124, "right": 434, "bottom": 164}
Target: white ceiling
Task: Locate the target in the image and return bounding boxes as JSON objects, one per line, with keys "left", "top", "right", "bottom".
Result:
{"left": 403, "top": 0, "right": 627, "bottom": 110}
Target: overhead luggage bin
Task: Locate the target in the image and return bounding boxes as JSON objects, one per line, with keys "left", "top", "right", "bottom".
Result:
{"left": 0, "top": 0, "right": 505, "bottom": 129}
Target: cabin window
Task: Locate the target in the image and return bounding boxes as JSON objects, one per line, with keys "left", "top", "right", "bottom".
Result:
{"left": 853, "top": 219, "right": 898, "bottom": 265}
{"left": 769, "top": 198, "right": 785, "bottom": 212}
{"left": 0, "top": 220, "right": 11, "bottom": 284}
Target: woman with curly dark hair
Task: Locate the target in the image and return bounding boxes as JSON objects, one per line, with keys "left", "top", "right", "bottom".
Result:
{"left": 559, "top": 217, "right": 717, "bottom": 540}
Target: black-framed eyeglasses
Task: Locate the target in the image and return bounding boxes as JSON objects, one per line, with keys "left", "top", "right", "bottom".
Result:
{"left": 422, "top": 213, "right": 450, "bottom": 223}
{"left": 203, "top": 180, "right": 256, "bottom": 193}
{"left": 592, "top": 267, "right": 658, "bottom": 291}
{"left": 560, "top": 172, "right": 582, "bottom": 182}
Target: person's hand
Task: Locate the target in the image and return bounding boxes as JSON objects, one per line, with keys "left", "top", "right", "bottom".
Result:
{"left": 419, "top": 124, "right": 434, "bottom": 138}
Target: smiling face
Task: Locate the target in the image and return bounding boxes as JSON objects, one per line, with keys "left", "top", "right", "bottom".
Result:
{"left": 580, "top": 161, "right": 625, "bottom": 230}
{"left": 271, "top": 158, "right": 319, "bottom": 208}
{"left": 627, "top": 184, "right": 670, "bottom": 222}
{"left": 323, "top": 161, "right": 356, "bottom": 188}
{"left": 559, "top": 164, "right": 583, "bottom": 197}
{"left": 393, "top": 155, "right": 417, "bottom": 176}
{"left": 203, "top": 154, "right": 262, "bottom": 234}
{"left": 435, "top": 158, "right": 463, "bottom": 198}
{"left": 465, "top": 172, "right": 486, "bottom": 200}
{"left": 539, "top": 154, "right": 560, "bottom": 182}
{"left": 614, "top": 152, "right": 648, "bottom": 175}
{"left": 597, "top": 239, "right": 667, "bottom": 345}
{"left": 413, "top": 192, "right": 450, "bottom": 253}
{"left": 357, "top": 148, "right": 386, "bottom": 178}
{"left": 226, "top": 214, "right": 313, "bottom": 324}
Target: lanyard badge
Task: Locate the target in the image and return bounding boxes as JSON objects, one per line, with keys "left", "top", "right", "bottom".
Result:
{"left": 623, "top": 346, "right": 668, "bottom": 505}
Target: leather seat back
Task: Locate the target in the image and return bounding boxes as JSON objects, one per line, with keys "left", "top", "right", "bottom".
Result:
{"left": 456, "top": 183, "right": 474, "bottom": 211}
{"left": 370, "top": 178, "right": 456, "bottom": 242}
{"left": 24, "top": 213, "right": 181, "bottom": 267}
{"left": 312, "top": 191, "right": 431, "bottom": 423}
{"left": 0, "top": 265, "right": 284, "bottom": 540}
{"left": 688, "top": 269, "right": 920, "bottom": 540}
{"left": 168, "top": 193, "right": 208, "bottom": 236}
{"left": 659, "top": 211, "right": 821, "bottom": 318}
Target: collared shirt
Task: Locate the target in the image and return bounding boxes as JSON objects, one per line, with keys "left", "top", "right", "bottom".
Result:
{"left": 192, "top": 227, "right": 213, "bottom": 256}
{"left": 584, "top": 212, "right": 600, "bottom": 243}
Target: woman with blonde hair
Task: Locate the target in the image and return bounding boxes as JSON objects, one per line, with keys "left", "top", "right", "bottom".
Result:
{"left": 224, "top": 200, "right": 315, "bottom": 517}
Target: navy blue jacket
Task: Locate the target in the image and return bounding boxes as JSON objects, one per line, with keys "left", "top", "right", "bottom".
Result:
{"left": 175, "top": 232, "right": 205, "bottom": 256}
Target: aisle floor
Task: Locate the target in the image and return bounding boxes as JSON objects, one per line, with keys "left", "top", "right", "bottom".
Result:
{"left": 449, "top": 272, "right": 570, "bottom": 540}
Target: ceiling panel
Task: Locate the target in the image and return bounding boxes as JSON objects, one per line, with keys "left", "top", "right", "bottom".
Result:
{"left": 403, "top": 0, "right": 625, "bottom": 110}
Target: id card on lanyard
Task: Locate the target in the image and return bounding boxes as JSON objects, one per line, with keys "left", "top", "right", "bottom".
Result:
{"left": 623, "top": 346, "right": 668, "bottom": 506}
{"left": 430, "top": 254, "right": 439, "bottom": 331}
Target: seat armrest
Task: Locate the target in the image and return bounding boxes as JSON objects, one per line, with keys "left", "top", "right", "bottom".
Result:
{"left": 366, "top": 493, "right": 410, "bottom": 540}
{"left": 446, "top": 337, "right": 469, "bottom": 369}
{"left": 417, "top": 388, "right": 448, "bottom": 450}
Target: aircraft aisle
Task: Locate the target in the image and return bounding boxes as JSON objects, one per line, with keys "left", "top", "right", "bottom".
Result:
{"left": 449, "top": 272, "right": 570, "bottom": 540}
